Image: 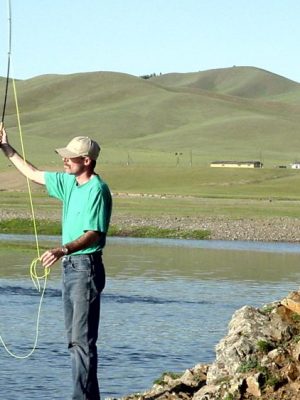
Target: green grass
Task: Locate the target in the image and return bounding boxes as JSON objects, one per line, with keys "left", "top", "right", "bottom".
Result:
{"left": 109, "top": 225, "right": 210, "bottom": 240}
{"left": 2, "top": 165, "right": 300, "bottom": 224}
{"left": 0, "top": 218, "right": 210, "bottom": 240}
{"left": 291, "top": 313, "right": 300, "bottom": 323}
{"left": 8, "top": 164, "right": 300, "bottom": 202}
{"left": 256, "top": 340, "right": 275, "bottom": 354}
{"left": 237, "top": 357, "right": 259, "bottom": 373}
{"left": 223, "top": 395, "right": 234, "bottom": 400}
{"left": 0, "top": 218, "right": 61, "bottom": 235}
{"left": 102, "top": 165, "right": 300, "bottom": 200}
{"left": 112, "top": 196, "right": 300, "bottom": 219}
{"left": 153, "top": 371, "right": 183, "bottom": 385}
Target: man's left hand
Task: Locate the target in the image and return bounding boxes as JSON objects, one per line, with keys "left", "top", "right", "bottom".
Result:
{"left": 40, "top": 248, "right": 63, "bottom": 268}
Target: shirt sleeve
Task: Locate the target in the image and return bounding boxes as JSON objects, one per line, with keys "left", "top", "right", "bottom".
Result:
{"left": 44, "top": 172, "right": 66, "bottom": 201}
{"left": 84, "top": 184, "right": 112, "bottom": 233}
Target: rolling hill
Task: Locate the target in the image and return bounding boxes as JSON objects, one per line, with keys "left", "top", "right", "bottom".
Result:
{"left": 151, "top": 66, "right": 300, "bottom": 100}
{"left": 1, "top": 66, "right": 300, "bottom": 168}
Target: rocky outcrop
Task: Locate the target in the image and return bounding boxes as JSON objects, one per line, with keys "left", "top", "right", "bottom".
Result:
{"left": 118, "top": 291, "right": 300, "bottom": 400}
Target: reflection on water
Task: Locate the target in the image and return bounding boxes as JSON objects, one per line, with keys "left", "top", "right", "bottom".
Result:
{"left": 0, "top": 236, "right": 299, "bottom": 399}
{"left": 106, "top": 237, "right": 300, "bottom": 283}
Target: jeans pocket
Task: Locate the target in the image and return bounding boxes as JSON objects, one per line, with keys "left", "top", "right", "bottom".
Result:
{"left": 71, "top": 256, "right": 92, "bottom": 273}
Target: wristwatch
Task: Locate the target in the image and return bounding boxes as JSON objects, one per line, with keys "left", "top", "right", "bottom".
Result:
{"left": 61, "top": 245, "right": 69, "bottom": 255}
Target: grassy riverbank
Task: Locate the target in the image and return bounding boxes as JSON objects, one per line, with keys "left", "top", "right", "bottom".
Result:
{"left": 0, "top": 218, "right": 211, "bottom": 241}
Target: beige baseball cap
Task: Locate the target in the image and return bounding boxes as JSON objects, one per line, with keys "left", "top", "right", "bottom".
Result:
{"left": 55, "top": 136, "right": 101, "bottom": 160}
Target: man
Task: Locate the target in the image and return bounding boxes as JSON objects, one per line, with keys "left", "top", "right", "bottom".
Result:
{"left": 0, "top": 124, "right": 112, "bottom": 400}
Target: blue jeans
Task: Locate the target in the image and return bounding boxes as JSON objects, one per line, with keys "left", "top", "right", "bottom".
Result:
{"left": 62, "top": 253, "right": 105, "bottom": 400}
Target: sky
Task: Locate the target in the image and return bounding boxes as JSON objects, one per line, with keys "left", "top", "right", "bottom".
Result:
{"left": 1, "top": 0, "right": 300, "bottom": 82}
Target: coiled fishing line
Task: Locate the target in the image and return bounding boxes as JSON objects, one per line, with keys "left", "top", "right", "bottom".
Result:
{"left": 0, "top": 259, "right": 50, "bottom": 359}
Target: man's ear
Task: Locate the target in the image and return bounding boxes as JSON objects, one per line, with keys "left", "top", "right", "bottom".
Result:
{"left": 84, "top": 157, "right": 92, "bottom": 166}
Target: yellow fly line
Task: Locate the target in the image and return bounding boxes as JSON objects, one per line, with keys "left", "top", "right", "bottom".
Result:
{"left": 0, "top": 77, "right": 51, "bottom": 359}
{"left": 0, "top": 0, "right": 50, "bottom": 358}
{"left": 12, "top": 76, "right": 51, "bottom": 291}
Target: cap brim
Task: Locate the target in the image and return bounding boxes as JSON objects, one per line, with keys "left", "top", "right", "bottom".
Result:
{"left": 55, "top": 147, "right": 81, "bottom": 158}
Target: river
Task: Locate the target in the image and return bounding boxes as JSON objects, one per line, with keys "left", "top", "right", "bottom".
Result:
{"left": 0, "top": 235, "right": 300, "bottom": 399}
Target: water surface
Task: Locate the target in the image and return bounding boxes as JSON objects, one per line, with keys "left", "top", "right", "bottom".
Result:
{"left": 0, "top": 236, "right": 299, "bottom": 399}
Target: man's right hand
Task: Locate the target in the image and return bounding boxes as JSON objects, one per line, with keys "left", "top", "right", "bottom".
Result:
{"left": 0, "top": 123, "right": 45, "bottom": 185}
{"left": 0, "top": 123, "right": 8, "bottom": 146}
{"left": 0, "top": 122, "right": 3, "bottom": 145}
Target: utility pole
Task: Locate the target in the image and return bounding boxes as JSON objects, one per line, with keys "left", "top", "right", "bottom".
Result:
{"left": 175, "top": 152, "right": 183, "bottom": 166}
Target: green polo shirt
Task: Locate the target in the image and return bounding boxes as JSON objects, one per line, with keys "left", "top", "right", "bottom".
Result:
{"left": 45, "top": 172, "right": 112, "bottom": 254}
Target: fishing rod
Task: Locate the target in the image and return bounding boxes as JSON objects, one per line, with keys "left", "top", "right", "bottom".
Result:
{"left": 1, "top": 0, "right": 12, "bottom": 124}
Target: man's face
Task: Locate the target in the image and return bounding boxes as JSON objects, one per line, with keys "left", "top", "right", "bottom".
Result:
{"left": 62, "top": 156, "right": 87, "bottom": 175}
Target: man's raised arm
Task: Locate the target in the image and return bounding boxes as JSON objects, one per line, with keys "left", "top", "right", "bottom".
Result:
{"left": 0, "top": 124, "right": 45, "bottom": 185}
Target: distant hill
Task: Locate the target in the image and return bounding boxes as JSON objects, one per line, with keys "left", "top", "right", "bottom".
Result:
{"left": 1, "top": 66, "right": 300, "bottom": 167}
{"left": 151, "top": 66, "right": 300, "bottom": 100}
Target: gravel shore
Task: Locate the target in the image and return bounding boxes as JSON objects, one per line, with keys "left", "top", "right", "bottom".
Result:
{"left": 1, "top": 209, "right": 299, "bottom": 243}
{"left": 111, "top": 215, "right": 300, "bottom": 242}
